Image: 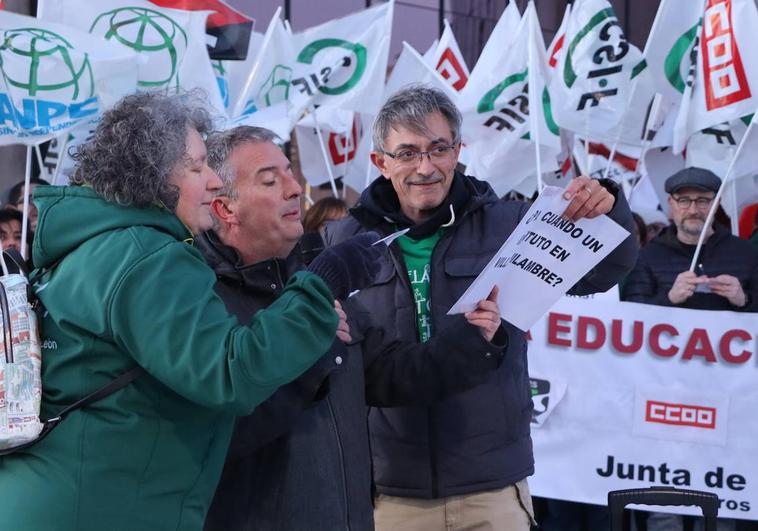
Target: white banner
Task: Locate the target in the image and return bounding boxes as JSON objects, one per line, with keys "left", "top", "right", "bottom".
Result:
{"left": 528, "top": 295, "right": 758, "bottom": 520}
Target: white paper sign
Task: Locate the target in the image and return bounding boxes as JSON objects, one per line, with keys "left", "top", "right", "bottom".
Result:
{"left": 448, "top": 186, "right": 630, "bottom": 330}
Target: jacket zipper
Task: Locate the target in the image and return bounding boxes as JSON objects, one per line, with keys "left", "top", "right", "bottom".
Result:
{"left": 390, "top": 241, "right": 441, "bottom": 498}
{"left": 327, "top": 397, "right": 351, "bottom": 530}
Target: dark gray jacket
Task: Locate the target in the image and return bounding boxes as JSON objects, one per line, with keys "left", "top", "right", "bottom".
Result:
{"left": 325, "top": 172, "right": 638, "bottom": 499}
{"left": 199, "top": 231, "right": 506, "bottom": 530}
{"left": 622, "top": 224, "right": 758, "bottom": 311}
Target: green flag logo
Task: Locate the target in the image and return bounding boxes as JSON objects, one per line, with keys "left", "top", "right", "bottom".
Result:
{"left": 0, "top": 27, "right": 94, "bottom": 99}
{"left": 297, "top": 38, "right": 366, "bottom": 95}
{"left": 664, "top": 23, "right": 699, "bottom": 94}
{"left": 90, "top": 7, "right": 187, "bottom": 89}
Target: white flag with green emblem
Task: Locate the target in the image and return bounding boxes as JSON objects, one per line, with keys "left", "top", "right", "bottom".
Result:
{"left": 549, "top": 0, "right": 647, "bottom": 138}
{"left": 459, "top": 3, "right": 558, "bottom": 195}
{"left": 288, "top": 2, "right": 393, "bottom": 117}
{"left": 38, "top": 0, "right": 226, "bottom": 116}
{"left": 0, "top": 10, "right": 137, "bottom": 145}
{"left": 228, "top": 9, "right": 295, "bottom": 139}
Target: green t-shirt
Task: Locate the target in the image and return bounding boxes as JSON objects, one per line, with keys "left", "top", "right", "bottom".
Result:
{"left": 396, "top": 229, "right": 443, "bottom": 342}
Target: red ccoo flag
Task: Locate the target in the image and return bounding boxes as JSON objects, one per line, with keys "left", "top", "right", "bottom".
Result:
{"left": 148, "top": 0, "right": 254, "bottom": 60}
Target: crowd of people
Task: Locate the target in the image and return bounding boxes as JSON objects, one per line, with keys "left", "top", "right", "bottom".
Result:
{"left": 0, "top": 84, "right": 754, "bottom": 531}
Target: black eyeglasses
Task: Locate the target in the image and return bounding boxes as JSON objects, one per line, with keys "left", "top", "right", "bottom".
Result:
{"left": 382, "top": 144, "right": 457, "bottom": 165}
{"left": 672, "top": 196, "right": 715, "bottom": 209}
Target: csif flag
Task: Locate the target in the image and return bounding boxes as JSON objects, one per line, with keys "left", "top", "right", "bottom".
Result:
{"left": 0, "top": 10, "right": 137, "bottom": 145}
{"left": 460, "top": 2, "right": 559, "bottom": 196}
{"left": 287, "top": 2, "right": 393, "bottom": 118}
{"left": 549, "top": 0, "right": 647, "bottom": 138}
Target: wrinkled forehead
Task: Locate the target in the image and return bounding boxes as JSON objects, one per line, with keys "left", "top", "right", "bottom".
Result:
{"left": 385, "top": 112, "right": 454, "bottom": 148}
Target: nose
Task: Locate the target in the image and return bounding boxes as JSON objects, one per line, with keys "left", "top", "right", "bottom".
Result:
{"left": 284, "top": 172, "right": 302, "bottom": 199}
{"left": 416, "top": 152, "right": 435, "bottom": 176}
{"left": 207, "top": 166, "right": 223, "bottom": 192}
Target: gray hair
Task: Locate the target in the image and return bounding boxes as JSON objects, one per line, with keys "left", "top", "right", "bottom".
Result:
{"left": 206, "top": 126, "right": 281, "bottom": 199}
{"left": 373, "top": 84, "right": 462, "bottom": 152}
{"left": 71, "top": 91, "right": 213, "bottom": 210}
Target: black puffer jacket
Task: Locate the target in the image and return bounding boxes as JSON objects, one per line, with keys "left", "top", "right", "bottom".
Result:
{"left": 199, "top": 231, "right": 506, "bottom": 530}
{"left": 325, "top": 172, "right": 638, "bottom": 499}
{"left": 622, "top": 224, "right": 758, "bottom": 311}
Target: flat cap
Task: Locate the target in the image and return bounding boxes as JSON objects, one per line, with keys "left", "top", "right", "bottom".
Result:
{"left": 664, "top": 167, "right": 721, "bottom": 194}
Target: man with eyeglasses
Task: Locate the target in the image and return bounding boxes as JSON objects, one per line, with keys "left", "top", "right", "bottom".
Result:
{"left": 623, "top": 167, "right": 758, "bottom": 312}
{"left": 325, "top": 85, "right": 638, "bottom": 531}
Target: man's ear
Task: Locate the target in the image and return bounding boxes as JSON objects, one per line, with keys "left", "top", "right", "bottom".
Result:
{"left": 370, "top": 151, "right": 390, "bottom": 178}
{"left": 210, "top": 197, "right": 237, "bottom": 225}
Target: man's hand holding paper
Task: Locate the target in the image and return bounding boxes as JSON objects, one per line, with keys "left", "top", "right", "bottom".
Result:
{"left": 449, "top": 178, "right": 630, "bottom": 331}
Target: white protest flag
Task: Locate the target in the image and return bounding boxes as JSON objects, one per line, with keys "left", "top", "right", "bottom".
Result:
{"left": 459, "top": 4, "right": 558, "bottom": 196}
{"left": 526, "top": 3, "right": 561, "bottom": 171}
{"left": 421, "top": 38, "right": 438, "bottom": 63}
{"left": 295, "top": 109, "right": 366, "bottom": 188}
{"left": 38, "top": 0, "right": 226, "bottom": 116}
{"left": 549, "top": 0, "right": 647, "bottom": 139}
{"left": 228, "top": 10, "right": 295, "bottom": 140}
{"left": 210, "top": 30, "right": 264, "bottom": 112}
{"left": 547, "top": 5, "right": 570, "bottom": 73}
{"left": 0, "top": 11, "right": 137, "bottom": 145}
{"left": 342, "top": 112, "right": 379, "bottom": 193}
{"left": 384, "top": 41, "right": 456, "bottom": 101}
{"left": 661, "top": 0, "right": 758, "bottom": 154}
{"left": 542, "top": 5, "right": 578, "bottom": 187}
{"left": 431, "top": 20, "right": 469, "bottom": 92}
{"left": 288, "top": 2, "right": 393, "bottom": 117}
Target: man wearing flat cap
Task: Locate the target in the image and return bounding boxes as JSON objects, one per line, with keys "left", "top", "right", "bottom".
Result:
{"left": 623, "top": 166, "right": 758, "bottom": 311}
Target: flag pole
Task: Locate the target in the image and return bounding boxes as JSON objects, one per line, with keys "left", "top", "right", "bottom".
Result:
{"left": 364, "top": 139, "right": 375, "bottom": 190}
{"left": 310, "top": 106, "right": 340, "bottom": 198}
{"left": 341, "top": 115, "right": 355, "bottom": 200}
{"left": 231, "top": 7, "right": 281, "bottom": 119}
{"left": 625, "top": 93, "right": 665, "bottom": 202}
{"left": 51, "top": 134, "right": 69, "bottom": 185}
{"left": 527, "top": 2, "right": 543, "bottom": 192}
{"left": 600, "top": 0, "right": 669, "bottom": 181}
{"left": 689, "top": 112, "right": 758, "bottom": 271}
{"left": 20, "top": 145, "right": 33, "bottom": 261}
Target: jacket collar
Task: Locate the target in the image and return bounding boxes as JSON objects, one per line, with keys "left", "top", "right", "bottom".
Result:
{"left": 196, "top": 230, "right": 299, "bottom": 289}
{"left": 350, "top": 171, "right": 498, "bottom": 239}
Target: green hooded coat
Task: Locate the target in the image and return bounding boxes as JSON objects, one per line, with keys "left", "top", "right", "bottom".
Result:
{"left": 0, "top": 186, "right": 338, "bottom": 530}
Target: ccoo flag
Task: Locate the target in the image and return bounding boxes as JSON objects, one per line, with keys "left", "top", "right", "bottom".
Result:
{"left": 430, "top": 20, "right": 469, "bottom": 92}
{"left": 38, "top": 0, "right": 226, "bottom": 116}
{"left": 549, "top": 0, "right": 647, "bottom": 138}
{"left": 0, "top": 10, "right": 137, "bottom": 145}
{"left": 662, "top": 0, "right": 758, "bottom": 153}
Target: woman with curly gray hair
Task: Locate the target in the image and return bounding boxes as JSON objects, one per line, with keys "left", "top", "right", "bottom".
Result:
{"left": 0, "top": 91, "right": 374, "bottom": 531}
